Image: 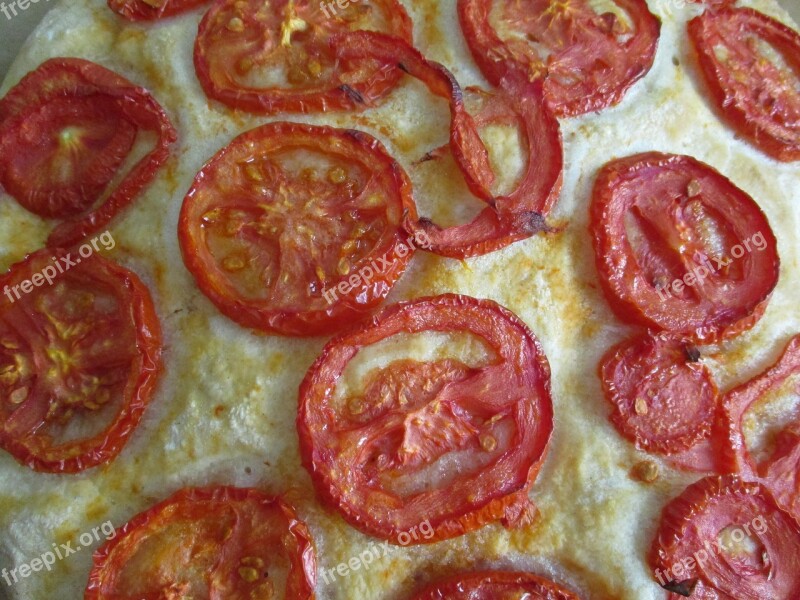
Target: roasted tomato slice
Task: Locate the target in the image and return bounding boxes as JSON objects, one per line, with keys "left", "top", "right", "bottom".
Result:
{"left": 599, "top": 333, "right": 720, "bottom": 467}
{"left": 0, "top": 248, "right": 162, "bottom": 473}
{"left": 85, "top": 487, "right": 316, "bottom": 599}
{"left": 689, "top": 8, "right": 800, "bottom": 162}
{"left": 457, "top": 0, "right": 660, "bottom": 117}
{"left": 0, "top": 58, "right": 177, "bottom": 248}
{"left": 590, "top": 152, "right": 779, "bottom": 343}
{"left": 412, "top": 571, "right": 581, "bottom": 599}
{"left": 721, "top": 335, "right": 800, "bottom": 517}
{"left": 178, "top": 121, "right": 417, "bottom": 336}
{"left": 193, "top": 0, "right": 411, "bottom": 114}
{"left": 650, "top": 475, "right": 800, "bottom": 600}
{"left": 108, "top": 0, "right": 209, "bottom": 21}
{"left": 334, "top": 31, "right": 562, "bottom": 259}
{"left": 297, "top": 294, "right": 553, "bottom": 543}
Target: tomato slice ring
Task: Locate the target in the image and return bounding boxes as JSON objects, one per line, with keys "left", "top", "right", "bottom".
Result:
{"left": 297, "top": 294, "right": 553, "bottom": 543}
{"left": 179, "top": 121, "right": 417, "bottom": 336}
{"left": 85, "top": 487, "right": 316, "bottom": 599}
{"left": 600, "top": 333, "right": 720, "bottom": 459}
{"left": 0, "top": 248, "right": 162, "bottom": 473}
{"left": 412, "top": 571, "right": 581, "bottom": 599}
{"left": 108, "top": 0, "right": 209, "bottom": 21}
{"left": 649, "top": 475, "right": 800, "bottom": 599}
{"left": 193, "top": 0, "right": 411, "bottom": 114}
{"left": 334, "top": 31, "right": 563, "bottom": 259}
{"left": 0, "top": 58, "right": 177, "bottom": 248}
{"left": 689, "top": 8, "right": 800, "bottom": 162}
{"left": 457, "top": 0, "right": 660, "bottom": 117}
{"left": 590, "top": 152, "right": 779, "bottom": 343}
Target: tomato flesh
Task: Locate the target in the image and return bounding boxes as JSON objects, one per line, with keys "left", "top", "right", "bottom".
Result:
{"left": 194, "top": 0, "right": 411, "bottom": 114}
{"left": 297, "top": 294, "right": 553, "bottom": 542}
{"left": 590, "top": 152, "right": 779, "bottom": 343}
{"left": 85, "top": 487, "right": 316, "bottom": 600}
{"left": 179, "top": 122, "right": 417, "bottom": 336}
{"left": 412, "top": 571, "right": 581, "bottom": 599}
{"left": 458, "top": 0, "right": 660, "bottom": 117}
{"left": 689, "top": 8, "right": 800, "bottom": 162}
{"left": 0, "top": 249, "right": 162, "bottom": 473}
{"left": 108, "top": 0, "right": 209, "bottom": 21}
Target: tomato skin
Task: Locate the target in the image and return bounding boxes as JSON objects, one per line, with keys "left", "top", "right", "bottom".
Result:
{"left": 457, "top": 0, "right": 661, "bottom": 117}
{"left": 412, "top": 571, "right": 582, "bottom": 599}
{"left": 649, "top": 475, "right": 800, "bottom": 600}
{"left": 297, "top": 294, "right": 553, "bottom": 543}
{"left": 689, "top": 8, "right": 800, "bottom": 162}
{"left": 193, "top": 0, "right": 411, "bottom": 115}
{"left": 590, "top": 152, "right": 779, "bottom": 344}
{"left": 334, "top": 31, "right": 563, "bottom": 259}
{"left": 179, "top": 121, "right": 417, "bottom": 337}
{"left": 0, "top": 58, "right": 177, "bottom": 248}
{"left": 85, "top": 487, "right": 316, "bottom": 600}
{"left": 0, "top": 249, "right": 162, "bottom": 474}
{"left": 108, "top": 0, "right": 209, "bottom": 21}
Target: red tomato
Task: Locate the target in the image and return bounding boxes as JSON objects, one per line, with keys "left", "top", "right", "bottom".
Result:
{"left": 721, "top": 334, "right": 800, "bottom": 519}
{"left": 178, "top": 121, "right": 418, "bottom": 336}
{"left": 85, "top": 487, "right": 316, "bottom": 599}
{"left": 412, "top": 571, "right": 581, "bottom": 599}
{"left": 650, "top": 475, "right": 800, "bottom": 600}
{"left": 334, "top": 31, "right": 563, "bottom": 258}
{"left": 297, "top": 294, "right": 553, "bottom": 543}
{"left": 599, "top": 333, "right": 720, "bottom": 466}
{"left": 108, "top": 0, "right": 209, "bottom": 21}
{"left": 0, "top": 58, "right": 177, "bottom": 248}
{"left": 193, "top": 0, "right": 411, "bottom": 114}
{"left": 457, "top": 0, "right": 660, "bottom": 117}
{"left": 689, "top": 8, "right": 800, "bottom": 162}
{"left": 0, "top": 249, "right": 162, "bottom": 473}
{"left": 590, "top": 152, "right": 779, "bottom": 343}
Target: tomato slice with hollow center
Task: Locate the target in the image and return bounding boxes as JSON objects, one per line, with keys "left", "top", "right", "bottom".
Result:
{"left": 193, "top": 0, "right": 411, "bottom": 114}
{"left": 457, "top": 0, "right": 660, "bottom": 117}
{"left": 600, "top": 333, "right": 719, "bottom": 460}
{"left": 179, "top": 121, "right": 417, "bottom": 336}
{"left": 108, "top": 0, "right": 209, "bottom": 21}
{"left": 0, "top": 248, "right": 162, "bottom": 473}
{"left": 590, "top": 152, "right": 779, "bottom": 343}
{"left": 85, "top": 487, "right": 316, "bottom": 600}
{"left": 721, "top": 334, "right": 800, "bottom": 518}
{"left": 297, "top": 294, "right": 553, "bottom": 543}
{"left": 412, "top": 571, "right": 581, "bottom": 599}
{"left": 0, "top": 58, "right": 177, "bottom": 248}
{"left": 333, "top": 31, "right": 563, "bottom": 259}
{"left": 689, "top": 8, "right": 800, "bottom": 162}
{"left": 649, "top": 475, "right": 800, "bottom": 600}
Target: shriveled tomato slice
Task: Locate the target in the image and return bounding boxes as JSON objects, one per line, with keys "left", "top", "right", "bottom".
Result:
{"left": 193, "top": 0, "right": 411, "bottom": 114}
{"left": 600, "top": 333, "right": 720, "bottom": 465}
{"left": 0, "top": 58, "right": 177, "bottom": 248}
{"left": 412, "top": 571, "right": 581, "bottom": 599}
{"left": 85, "top": 487, "right": 316, "bottom": 599}
{"left": 108, "top": 0, "right": 209, "bottom": 21}
{"left": 650, "top": 475, "right": 800, "bottom": 599}
{"left": 334, "top": 31, "right": 562, "bottom": 258}
{"left": 590, "top": 152, "right": 779, "bottom": 343}
{"left": 689, "top": 8, "right": 800, "bottom": 162}
{"left": 458, "top": 0, "right": 660, "bottom": 117}
{"left": 297, "top": 294, "right": 553, "bottom": 543}
{"left": 0, "top": 248, "right": 162, "bottom": 473}
{"left": 178, "top": 122, "right": 417, "bottom": 336}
